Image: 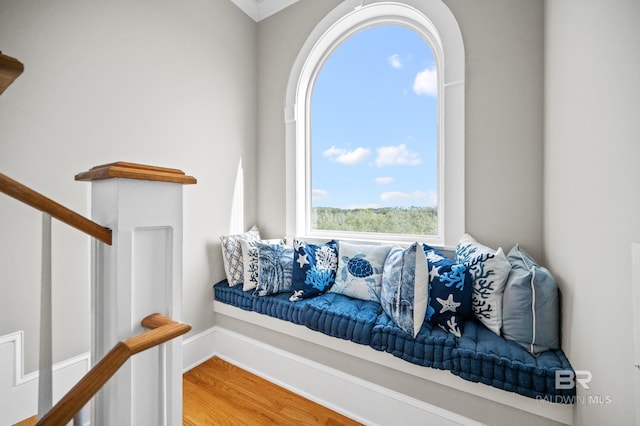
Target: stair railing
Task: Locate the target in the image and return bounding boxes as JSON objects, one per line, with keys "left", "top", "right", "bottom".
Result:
{"left": 2, "top": 54, "right": 196, "bottom": 425}
{"left": 36, "top": 314, "right": 191, "bottom": 426}
{"left": 0, "top": 173, "right": 113, "bottom": 422}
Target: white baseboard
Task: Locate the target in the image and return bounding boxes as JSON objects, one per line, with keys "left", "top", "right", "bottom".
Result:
{"left": 0, "top": 331, "right": 90, "bottom": 426}
{"left": 2, "top": 320, "right": 573, "bottom": 426}
{"left": 182, "top": 325, "right": 483, "bottom": 426}
{"left": 210, "top": 302, "right": 574, "bottom": 425}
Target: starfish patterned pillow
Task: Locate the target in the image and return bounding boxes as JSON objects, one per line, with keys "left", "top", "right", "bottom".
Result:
{"left": 290, "top": 239, "right": 339, "bottom": 301}
{"left": 423, "top": 245, "right": 474, "bottom": 337}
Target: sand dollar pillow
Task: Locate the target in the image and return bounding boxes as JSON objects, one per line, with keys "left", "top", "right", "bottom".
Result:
{"left": 329, "top": 241, "right": 393, "bottom": 302}
{"left": 455, "top": 233, "right": 511, "bottom": 335}
{"left": 380, "top": 243, "right": 429, "bottom": 337}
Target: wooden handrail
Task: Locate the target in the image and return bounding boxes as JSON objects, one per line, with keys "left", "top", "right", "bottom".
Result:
{"left": 36, "top": 314, "right": 191, "bottom": 426}
{"left": 0, "top": 173, "right": 112, "bottom": 245}
{"left": 0, "top": 51, "right": 24, "bottom": 95}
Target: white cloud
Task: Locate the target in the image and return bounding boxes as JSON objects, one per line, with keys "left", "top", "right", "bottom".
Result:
{"left": 380, "top": 191, "right": 428, "bottom": 202}
{"left": 413, "top": 66, "right": 437, "bottom": 97}
{"left": 375, "top": 144, "right": 422, "bottom": 167}
{"left": 375, "top": 177, "right": 394, "bottom": 184}
{"left": 323, "top": 146, "right": 371, "bottom": 165}
{"left": 388, "top": 54, "right": 402, "bottom": 69}
{"left": 312, "top": 189, "right": 329, "bottom": 200}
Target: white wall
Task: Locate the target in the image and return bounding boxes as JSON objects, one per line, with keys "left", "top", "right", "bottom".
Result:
{"left": 544, "top": 0, "right": 640, "bottom": 424}
{"left": 0, "top": 0, "right": 258, "bottom": 372}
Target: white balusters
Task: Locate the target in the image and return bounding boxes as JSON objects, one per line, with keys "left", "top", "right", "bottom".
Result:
{"left": 38, "top": 213, "right": 53, "bottom": 419}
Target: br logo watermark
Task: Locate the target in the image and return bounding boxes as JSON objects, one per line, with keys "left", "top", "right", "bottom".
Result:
{"left": 555, "top": 370, "right": 592, "bottom": 390}
{"left": 536, "top": 370, "right": 612, "bottom": 404}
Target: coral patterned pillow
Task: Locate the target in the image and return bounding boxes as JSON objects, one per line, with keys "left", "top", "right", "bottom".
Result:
{"left": 290, "top": 239, "right": 339, "bottom": 301}
{"left": 455, "top": 233, "right": 511, "bottom": 335}
{"left": 423, "top": 245, "right": 474, "bottom": 337}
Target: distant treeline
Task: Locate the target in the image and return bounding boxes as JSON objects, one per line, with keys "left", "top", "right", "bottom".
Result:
{"left": 312, "top": 206, "right": 437, "bottom": 235}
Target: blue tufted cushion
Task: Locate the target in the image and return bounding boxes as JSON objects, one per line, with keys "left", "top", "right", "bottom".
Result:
{"left": 213, "top": 279, "right": 254, "bottom": 311}
{"left": 371, "top": 312, "right": 456, "bottom": 370}
{"left": 452, "top": 320, "right": 575, "bottom": 401}
{"left": 251, "top": 291, "right": 314, "bottom": 324}
{"left": 303, "top": 292, "right": 381, "bottom": 345}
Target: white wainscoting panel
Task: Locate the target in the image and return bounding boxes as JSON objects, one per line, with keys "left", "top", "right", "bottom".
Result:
{"left": 0, "top": 331, "right": 90, "bottom": 425}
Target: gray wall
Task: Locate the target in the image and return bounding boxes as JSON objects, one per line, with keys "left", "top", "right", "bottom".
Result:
{"left": 0, "top": 0, "right": 258, "bottom": 371}
{"left": 544, "top": 0, "right": 640, "bottom": 424}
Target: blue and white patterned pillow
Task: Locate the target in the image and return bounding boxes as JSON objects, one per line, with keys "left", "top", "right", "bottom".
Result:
{"left": 240, "top": 238, "right": 284, "bottom": 292}
{"left": 254, "top": 241, "right": 294, "bottom": 296}
{"left": 240, "top": 239, "right": 260, "bottom": 291}
{"left": 380, "top": 243, "right": 429, "bottom": 337}
{"left": 423, "top": 245, "right": 473, "bottom": 337}
{"left": 455, "top": 233, "right": 511, "bottom": 335}
{"left": 329, "top": 241, "right": 393, "bottom": 302}
{"left": 220, "top": 226, "right": 260, "bottom": 286}
{"left": 290, "top": 239, "right": 338, "bottom": 301}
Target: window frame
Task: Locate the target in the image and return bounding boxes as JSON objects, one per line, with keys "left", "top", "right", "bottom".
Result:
{"left": 285, "top": 0, "right": 465, "bottom": 249}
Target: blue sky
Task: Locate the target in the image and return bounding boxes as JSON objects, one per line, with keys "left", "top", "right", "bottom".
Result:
{"left": 311, "top": 24, "right": 438, "bottom": 210}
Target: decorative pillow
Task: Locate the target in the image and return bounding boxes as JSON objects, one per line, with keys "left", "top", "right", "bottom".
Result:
{"left": 329, "top": 241, "right": 393, "bottom": 302}
{"left": 455, "top": 233, "right": 511, "bottom": 335}
{"left": 380, "top": 243, "right": 429, "bottom": 337}
{"left": 254, "top": 241, "right": 294, "bottom": 296}
{"left": 240, "top": 238, "right": 283, "bottom": 292}
{"left": 220, "top": 226, "right": 260, "bottom": 286}
{"left": 423, "top": 245, "right": 473, "bottom": 337}
{"left": 290, "top": 239, "right": 339, "bottom": 301}
{"left": 502, "top": 244, "right": 560, "bottom": 356}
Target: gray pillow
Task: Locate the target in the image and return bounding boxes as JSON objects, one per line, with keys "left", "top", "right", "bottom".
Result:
{"left": 502, "top": 245, "right": 560, "bottom": 356}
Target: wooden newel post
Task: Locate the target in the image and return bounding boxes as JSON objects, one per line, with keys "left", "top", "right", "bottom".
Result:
{"left": 76, "top": 162, "right": 196, "bottom": 426}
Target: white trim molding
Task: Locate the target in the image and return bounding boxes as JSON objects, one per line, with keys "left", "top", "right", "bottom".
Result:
{"left": 206, "top": 302, "right": 574, "bottom": 425}
{"left": 0, "top": 331, "right": 90, "bottom": 426}
{"left": 183, "top": 324, "right": 483, "bottom": 426}
{"left": 229, "top": 0, "right": 301, "bottom": 22}
{"left": 284, "top": 0, "right": 465, "bottom": 248}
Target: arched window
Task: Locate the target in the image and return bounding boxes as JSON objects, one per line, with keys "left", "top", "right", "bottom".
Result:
{"left": 285, "top": 0, "right": 465, "bottom": 248}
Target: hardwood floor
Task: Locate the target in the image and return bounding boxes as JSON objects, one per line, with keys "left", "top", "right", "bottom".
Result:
{"left": 15, "top": 357, "right": 360, "bottom": 425}
{"left": 183, "top": 357, "right": 361, "bottom": 426}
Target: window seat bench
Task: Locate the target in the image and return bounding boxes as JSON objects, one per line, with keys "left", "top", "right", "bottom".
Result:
{"left": 213, "top": 279, "right": 575, "bottom": 421}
